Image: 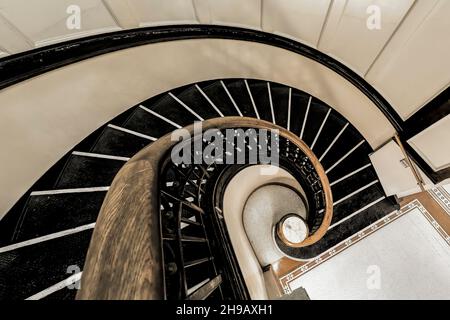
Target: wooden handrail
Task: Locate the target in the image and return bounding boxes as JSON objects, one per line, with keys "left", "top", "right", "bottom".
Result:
{"left": 77, "top": 117, "right": 332, "bottom": 299}
{"left": 394, "top": 134, "right": 425, "bottom": 192}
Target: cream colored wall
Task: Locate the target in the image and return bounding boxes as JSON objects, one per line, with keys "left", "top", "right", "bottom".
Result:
{"left": 1, "top": 0, "right": 448, "bottom": 120}
{"left": 408, "top": 115, "right": 450, "bottom": 172}
{"left": 0, "top": 38, "right": 395, "bottom": 218}
{"left": 370, "top": 141, "right": 422, "bottom": 197}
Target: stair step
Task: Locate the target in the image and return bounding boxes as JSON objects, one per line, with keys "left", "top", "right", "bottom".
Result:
{"left": 0, "top": 229, "right": 92, "bottom": 300}
{"left": 311, "top": 111, "right": 348, "bottom": 158}
{"left": 123, "top": 106, "right": 178, "bottom": 138}
{"left": 177, "top": 85, "right": 222, "bottom": 119}
{"left": 222, "top": 80, "right": 258, "bottom": 118}
{"left": 320, "top": 128, "right": 366, "bottom": 171}
{"left": 151, "top": 93, "right": 202, "bottom": 125}
{"left": 200, "top": 81, "right": 238, "bottom": 117}
{"left": 287, "top": 90, "right": 311, "bottom": 136}
{"left": 12, "top": 190, "right": 106, "bottom": 243}
{"left": 187, "top": 274, "right": 222, "bottom": 300}
{"left": 332, "top": 183, "right": 384, "bottom": 225}
{"left": 271, "top": 84, "right": 291, "bottom": 128}
{"left": 330, "top": 165, "right": 377, "bottom": 200}
{"left": 246, "top": 80, "right": 273, "bottom": 123}
{"left": 185, "top": 265, "right": 217, "bottom": 295}
{"left": 90, "top": 125, "right": 154, "bottom": 158}
{"left": 325, "top": 145, "right": 373, "bottom": 183}
{"left": 184, "top": 257, "right": 213, "bottom": 269}
{"left": 55, "top": 153, "right": 126, "bottom": 189}
{"left": 300, "top": 98, "right": 330, "bottom": 147}
{"left": 181, "top": 217, "right": 201, "bottom": 227}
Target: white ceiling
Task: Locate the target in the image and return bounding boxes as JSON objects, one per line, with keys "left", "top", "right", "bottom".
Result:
{"left": 408, "top": 114, "right": 450, "bottom": 171}
{"left": 0, "top": 0, "right": 448, "bottom": 120}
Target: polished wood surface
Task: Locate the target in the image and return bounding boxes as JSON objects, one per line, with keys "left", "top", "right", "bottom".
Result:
{"left": 77, "top": 160, "right": 164, "bottom": 299}
{"left": 77, "top": 117, "right": 333, "bottom": 299}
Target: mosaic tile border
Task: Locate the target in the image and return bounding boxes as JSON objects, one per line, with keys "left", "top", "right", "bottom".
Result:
{"left": 429, "top": 186, "right": 450, "bottom": 216}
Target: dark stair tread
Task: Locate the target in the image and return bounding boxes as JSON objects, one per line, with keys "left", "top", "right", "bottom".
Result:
{"left": 330, "top": 165, "right": 378, "bottom": 201}
{"left": 12, "top": 191, "right": 106, "bottom": 243}
{"left": 55, "top": 154, "right": 126, "bottom": 189}
{"left": 0, "top": 207, "right": 24, "bottom": 247}
{"left": 90, "top": 125, "right": 153, "bottom": 158}
{"left": 123, "top": 106, "right": 178, "bottom": 138}
{"left": 222, "top": 80, "right": 257, "bottom": 118}
{"left": 200, "top": 81, "right": 239, "bottom": 117}
{"left": 332, "top": 183, "right": 385, "bottom": 225}
{"left": 150, "top": 93, "right": 200, "bottom": 126}
{"left": 319, "top": 128, "right": 368, "bottom": 171}
{"left": 326, "top": 145, "right": 373, "bottom": 183}
{"left": 185, "top": 262, "right": 216, "bottom": 290}
{"left": 268, "top": 84, "right": 290, "bottom": 129}
{"left": 180, "top": 223, "right": 206, "bottom": 238}
{"left": 177, "top": 85, "right": 222, "bottom": 120}
{"left": 300, "top": 99, "right": 330, "bottom": 147}
{"left": 0, "top": 230, "right": 92, "bottom": 300}
{"left": 311, "top": 111, "right": 348, "bottom": 159}
{"left": 246, "top": 80, "right": 273, "bottom": 123}
{"left": 288, "top": 90, "right": 311, "bottom": 136}
{"left": 181, "top": 241, "right": 211, "bottom": 264}
{"left": 280, "top": 197, "right": 395, "bottom": 259}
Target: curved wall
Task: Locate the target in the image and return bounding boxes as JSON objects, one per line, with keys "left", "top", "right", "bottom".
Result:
{"left": 0, "top": 38, "right": 395, "bottom": 217}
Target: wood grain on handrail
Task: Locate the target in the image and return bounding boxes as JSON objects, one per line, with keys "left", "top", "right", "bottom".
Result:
{"left": 77, "top": 117, "right": 332, "bottom": 299}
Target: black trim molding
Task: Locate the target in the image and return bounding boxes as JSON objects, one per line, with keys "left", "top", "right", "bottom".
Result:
{"left": 401, "top": 86, "right": 450, "bottom": 183}
{"left": 0, "top": 24, "right": 448, "bottom": 182}
{"left": 402, "top": 86, "right": 450, "bottom": 140}
{"left": 0, "top": 25, "right": 403, "bottom": 130}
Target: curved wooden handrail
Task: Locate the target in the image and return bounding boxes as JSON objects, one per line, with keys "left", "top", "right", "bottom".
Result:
{"left": 77, "top": 117, "right": 332, "bottom": 299}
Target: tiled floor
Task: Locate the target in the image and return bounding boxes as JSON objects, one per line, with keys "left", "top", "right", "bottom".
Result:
{"left": 273, "top": 190, "right": 450, "bottom": 296}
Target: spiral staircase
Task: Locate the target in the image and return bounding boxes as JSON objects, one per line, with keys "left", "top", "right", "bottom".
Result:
{"left": 0, "top": 78, "right": 399, "bottom": 300}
